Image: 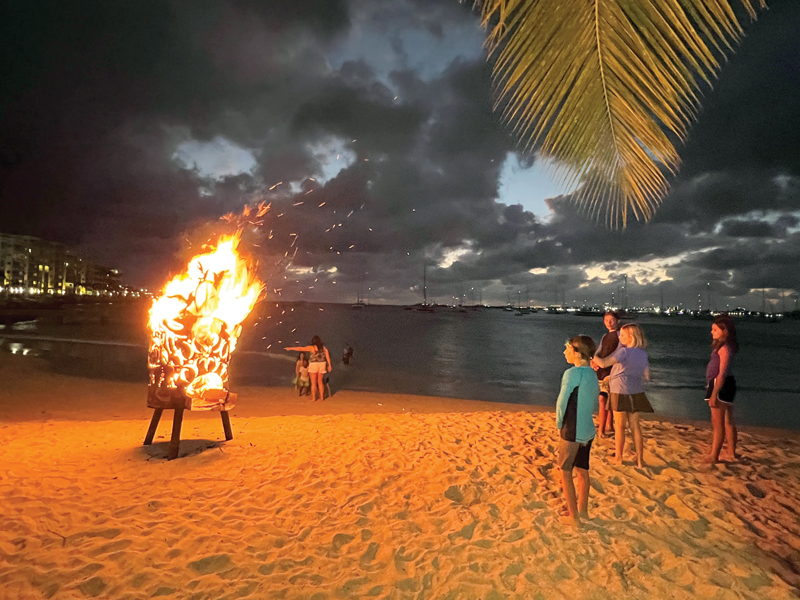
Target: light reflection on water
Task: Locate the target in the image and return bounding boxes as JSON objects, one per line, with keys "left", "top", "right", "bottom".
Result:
{"left": 2, "top": 305, "right": 800, "bottom": 429}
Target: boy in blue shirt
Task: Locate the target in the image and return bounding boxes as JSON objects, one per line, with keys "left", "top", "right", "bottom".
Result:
{"left": 556, "top": 335, "right": 599, "bottom": 527}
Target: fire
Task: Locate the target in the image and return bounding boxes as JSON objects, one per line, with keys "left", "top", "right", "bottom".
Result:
{"left": 148, "top": 207, "right": 266, "bottom": 409}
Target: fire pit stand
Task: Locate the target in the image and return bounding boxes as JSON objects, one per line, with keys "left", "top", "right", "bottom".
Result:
{"left": 143, "top": 385, "right": 236, "bottom": 460}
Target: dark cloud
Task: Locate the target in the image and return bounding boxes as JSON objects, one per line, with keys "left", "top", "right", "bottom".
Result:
{"left": 679, "top": 0, "right": 800, "bottom": 177}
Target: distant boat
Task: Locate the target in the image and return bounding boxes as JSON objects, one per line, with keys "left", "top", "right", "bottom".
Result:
{"left": 410, "top": 262, "right": 436, "bottom": 312}
{"left": 352, "top": 283, "right": 367, "bottom": 309}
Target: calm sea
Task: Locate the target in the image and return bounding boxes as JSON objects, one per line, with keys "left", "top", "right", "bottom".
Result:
{"left": 3, "top": 303, "right": 799, "bottom": 430}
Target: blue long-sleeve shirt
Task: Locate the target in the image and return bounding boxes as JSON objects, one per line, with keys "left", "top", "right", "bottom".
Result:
{"left": 556, "top": 366, "right": 600, "bottom": 443}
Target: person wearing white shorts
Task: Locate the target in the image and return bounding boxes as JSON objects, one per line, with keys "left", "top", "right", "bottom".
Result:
{"left": 307, "top": 361, "right": 327, "bottom": 374}
{"left": 285, "top": 336, "right": 332, "bottom": 402}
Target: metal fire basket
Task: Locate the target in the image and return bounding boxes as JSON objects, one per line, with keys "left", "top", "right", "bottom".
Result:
{"left": 143, "top": 365, "right": 236, "bottom": 460}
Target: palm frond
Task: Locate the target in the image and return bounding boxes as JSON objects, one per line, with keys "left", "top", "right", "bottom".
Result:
{"left": 474, "top": 0, "right": 766, "bottom": 226}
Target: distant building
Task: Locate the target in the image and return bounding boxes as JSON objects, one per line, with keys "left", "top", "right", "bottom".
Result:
{"left": 0, "top": 233, "right": 127, "bottom": 296}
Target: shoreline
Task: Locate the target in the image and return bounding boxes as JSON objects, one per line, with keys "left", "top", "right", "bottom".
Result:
{"left": 2, "top": 354, "right": 799, "bottom": 444}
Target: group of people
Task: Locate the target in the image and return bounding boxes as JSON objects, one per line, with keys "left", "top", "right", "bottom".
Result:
{"left": 282, "top": 314, "right": 741, "bottom": 528}
{"left": 285, "top": 336, "right": 332, "bottom": 401}
{"left": 285, "top": 338, "right": 355, "bottom": 401}
{"left": 556, "top": 312, "right": 739, "bottom": 526}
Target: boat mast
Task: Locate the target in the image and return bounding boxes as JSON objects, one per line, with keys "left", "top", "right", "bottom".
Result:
{"left": 423, "top": 262, "right": 428, "bottom": 306}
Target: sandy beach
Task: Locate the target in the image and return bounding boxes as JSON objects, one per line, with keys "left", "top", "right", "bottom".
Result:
{"left": 1, "top": 355, "right": 800, "bottom": 600}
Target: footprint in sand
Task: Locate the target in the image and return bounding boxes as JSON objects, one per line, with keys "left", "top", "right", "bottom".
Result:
{"left": 332, "top": 533, "right": 355, "bottom": 551}
{"left": 187, "top": 554, "right": 232, "bottom": 575}
{"left": 664, "top": 495, "right": 699, "bottom": 521}
{"left": 77, "top": 577, "right": 107, "bottom": 598}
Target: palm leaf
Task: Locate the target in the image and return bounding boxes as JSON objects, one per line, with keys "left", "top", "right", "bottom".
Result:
{"left": 474, "top": 0, "right": 766, "bottom": 226}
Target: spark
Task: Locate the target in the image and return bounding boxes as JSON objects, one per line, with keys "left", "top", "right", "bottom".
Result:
{"left": 269, "top": 181, "right": 283, "bottom": 190}
{"left": 292, "top": 201, "right": 304, "bottom": 206}
{"left": 318, "top": 202, "right": 326, "bottom": 207}
{"left": 349, "top": 245, "right": 355, "bottom": 249}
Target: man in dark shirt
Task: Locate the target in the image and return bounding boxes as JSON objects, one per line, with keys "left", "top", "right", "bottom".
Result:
{"left": 593, "top": 311, "right": 619, "bottom": 437}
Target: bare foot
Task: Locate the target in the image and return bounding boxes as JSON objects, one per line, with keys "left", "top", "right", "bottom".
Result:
{"left": 613, "top": 456, "right": 623, "bottom": 466}
{"left": 699, "top": 454, "right": 718, "bottom": 465}
{"left": 719, "top": 453, "right": 737, "bottom": 462}
{"left": 637, "top": 460, "right": 645, "bottom": 469}
{"left": 579, "top": 510, "right": 590, "bottom": 521}
{"left": 558, "top": 514, "right": 580, "bottom": 527}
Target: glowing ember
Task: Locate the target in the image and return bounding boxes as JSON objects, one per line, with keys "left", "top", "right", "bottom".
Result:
{"left": 148, "top": 206, "right": 267, "bottom": 410}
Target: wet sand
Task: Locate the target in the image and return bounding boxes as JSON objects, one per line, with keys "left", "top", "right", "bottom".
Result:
{"left": 1, "top": 355, "right": 799, "bottom": 599}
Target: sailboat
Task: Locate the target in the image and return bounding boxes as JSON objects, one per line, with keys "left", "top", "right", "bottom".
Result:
{"left": 351, "top": 283, "right": 366, "bottom": 310}
{"left": 414, "top": 263, "right": 435, "bottom": 312}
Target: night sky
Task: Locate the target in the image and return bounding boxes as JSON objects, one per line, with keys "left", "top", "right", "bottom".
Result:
{"left": 2, "top": 0, "right": 799, "bottom": 309}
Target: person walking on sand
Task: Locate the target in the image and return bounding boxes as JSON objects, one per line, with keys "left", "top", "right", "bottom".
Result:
{"left": 593, "top": 311, "right": 620, "bottom": 438}
{"left": 285, "top": 336, "right": 332, "bottom": 402}
{"left": 592, "top": 323, "right": 653, "bottom": 468}
{"left": 556, "top": 335, "right": 600, "bottom": 527}
{"left": 702, "top": 315, "right": 739, "bottom": 464}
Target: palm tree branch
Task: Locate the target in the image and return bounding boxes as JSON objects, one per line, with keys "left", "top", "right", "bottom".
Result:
{"left": 473, "top": 0, "right": 766, "bottom": 226}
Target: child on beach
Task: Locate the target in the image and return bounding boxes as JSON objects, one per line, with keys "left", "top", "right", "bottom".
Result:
{"left": 594, "top": 311, "right": 620, "bottom": 437}
{"left": 592, "top": 323, "right": 653, "bottom": 468}
{"left": 556, "top": 335, "right": 600, "bottom": 527}
{"left": 703, "top": 315, "right": 739, "bottom": 464}
{"left": 295, "top": 354, "right": 311, "bottom": 396}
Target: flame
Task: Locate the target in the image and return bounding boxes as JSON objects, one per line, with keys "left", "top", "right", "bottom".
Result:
{"left": 148, "top": 225, "right": 264, "bottom": 405}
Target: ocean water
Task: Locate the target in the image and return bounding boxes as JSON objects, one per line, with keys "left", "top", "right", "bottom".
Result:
{"left": 3, "top": 303, "right": 799, "bottom": 430}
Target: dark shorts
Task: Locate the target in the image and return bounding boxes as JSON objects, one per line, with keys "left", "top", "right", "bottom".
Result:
{"left": 609, "top": 392, "right": 654, "bottom": 413}
{"left": 705, "top": 376, "right": 737, "bottom": 404}
{"left": 598, "top": 377, "right": 610, "bottom": 398}
{"left": 557, "top": 438, "right": 593, "bottom": 471}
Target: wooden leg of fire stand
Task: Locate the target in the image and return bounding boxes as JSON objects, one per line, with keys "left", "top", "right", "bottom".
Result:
{"left": 221, "top": 411, "right": 233, "bottom": 441}
{"left": 143, "top": 408, "right": 163, "bottom": 445}
{"left": 168, "top": 408, "right": 184, "bottom": 460}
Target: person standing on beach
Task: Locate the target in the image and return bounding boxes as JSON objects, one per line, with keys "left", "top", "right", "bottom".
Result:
{"left": 556, "top": 335, "right": 600, "bottom": 527}
{"left": 285, "top": 336, "right": 332, "bottom": 402}
{"left": 342, "top": 343, "right": 354, "bottom": 365}
{"left": 703, "top": 315, "right": 739, "bottom": 464}
{"left": 295, "top": 354, "right": 311, "bottom": 396}
{"left": 593, "top": 311, "right": 620, "bottom": 437}
{"left": 592, "top": 323, "right": 653, "bottom": 468}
